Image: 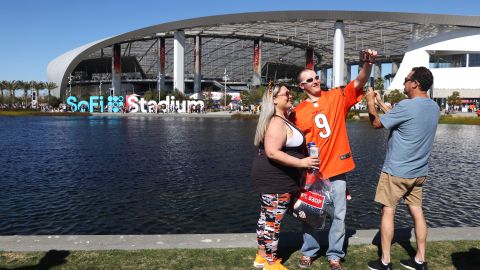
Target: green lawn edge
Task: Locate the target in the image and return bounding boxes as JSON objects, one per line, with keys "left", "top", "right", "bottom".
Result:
{"left": 1, "top": 240, "right": 478, "bottom": 269}
{"left": 2, "top": 111, "right": 479, "bottom": 125}
{"left": 0, "top": 111, "right": 91, "bottom": 117}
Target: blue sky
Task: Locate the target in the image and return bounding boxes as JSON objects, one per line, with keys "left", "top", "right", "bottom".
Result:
{"left": 1, "top": 0, "right": 480, "bottom": 82}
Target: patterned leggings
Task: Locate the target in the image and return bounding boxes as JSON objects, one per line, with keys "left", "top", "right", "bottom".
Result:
{"left": 256, "top": 193, "right": 292, "bottom": 263}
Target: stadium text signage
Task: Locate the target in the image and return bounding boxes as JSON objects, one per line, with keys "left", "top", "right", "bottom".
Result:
{"left": 66, "top": 95, "right": 205, "bottom": 113}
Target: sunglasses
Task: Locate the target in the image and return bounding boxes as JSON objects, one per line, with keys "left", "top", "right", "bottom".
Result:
{"left": 301, "top": 75, "right": 320, "bottom": 84}
{"left": 404, "top": 77, "right": 414, "bottom": 84}
{"left": 276, "top": 92, "right": 292, "bottom": 97}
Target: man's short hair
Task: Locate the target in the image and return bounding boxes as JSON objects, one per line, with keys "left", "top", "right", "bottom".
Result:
{"left": 296, "top": 68, "right": 311, "bottom": 84}
{"left": 411, "top": 66, "right": 433, "bottom": 91}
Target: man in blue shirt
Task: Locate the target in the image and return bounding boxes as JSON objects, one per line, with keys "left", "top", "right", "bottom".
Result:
{"left": 365, "top": 67, "right": 440, "bottom": 270}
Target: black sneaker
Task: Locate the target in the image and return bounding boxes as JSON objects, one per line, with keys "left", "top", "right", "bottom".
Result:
{"left": 367, "top": 259, "right": 393, "bottom": 270}
{"left": 400, "top": 258, "right": 427, "bottom": 270}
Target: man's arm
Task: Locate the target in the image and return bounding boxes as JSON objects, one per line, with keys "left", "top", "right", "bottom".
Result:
{"left": 365, "top": 88, "right": 384, "bottom": 129}
{"left": 374, "top": 91, "right": 391, "bottom": 113}
{"left": 354, "top": 49, "right": 377, "bottom": 89}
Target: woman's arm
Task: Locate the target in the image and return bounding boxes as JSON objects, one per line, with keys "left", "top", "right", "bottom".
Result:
{"left": 264, "top": 117, "right": 318, "bottom": 169}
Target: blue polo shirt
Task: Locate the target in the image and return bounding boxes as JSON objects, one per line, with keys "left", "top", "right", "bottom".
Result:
{"left": 380, "top": 98, "right": 440, "bottom": 178}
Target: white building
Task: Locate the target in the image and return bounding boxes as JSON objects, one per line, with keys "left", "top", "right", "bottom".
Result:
{"left": 389, "top": 26, "right": 480, "bottom": 109}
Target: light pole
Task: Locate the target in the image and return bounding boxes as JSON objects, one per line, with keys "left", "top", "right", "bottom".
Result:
{"left": 224, "top": 68, "right": 228, "bottom": 110}
{"left": 68, "top": 74, "right": 72, "bottom": 97}
{"left": 66, "top": 73, "right": 72, "bottom": 110}
{"left": 98, "top": 80, "right": 102, "bottom": 112}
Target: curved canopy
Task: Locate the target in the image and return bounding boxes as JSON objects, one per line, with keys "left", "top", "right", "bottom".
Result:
{"left": 47, "top": 10, "right": 480, "bottom": 95}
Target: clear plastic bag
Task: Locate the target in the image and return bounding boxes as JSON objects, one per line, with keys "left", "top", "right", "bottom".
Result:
{"left": 292, "top": 172, "right": 333, "bottom": 229}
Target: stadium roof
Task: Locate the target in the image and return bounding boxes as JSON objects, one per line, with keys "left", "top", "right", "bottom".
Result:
{"left": 47, "top": 10, "right": 480, "bottom": 94}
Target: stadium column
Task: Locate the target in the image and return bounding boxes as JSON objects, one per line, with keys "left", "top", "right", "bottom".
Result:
{"left": 320, "top": 67, "right": 327, "bottom": 86}
{"left": 391, "top": 61, "right": 399, "bottom": 75}
{"left": 174, "top": 31, "right": 185, "bottom": 94}
{"left": 374, "top": 63, "right": 382, "bottom": 84}
{"left": 333, "top": 20, "right": 345, "bottom": 87}
{"left": 157, "top": 37, "right": 166, "bottom": 93}
{"left": 252, "top": 39, "right": 262, "bottom": 86}
{"left": 112, "top": 44, "right": 122, "bottom": 96}
{"left": 305, "top": 48, "right": 314, "bottom": 70}
{"left": 344, "top": 61, "right": 351, "bottom": 85}
{"left": 193, "top": 36, "right": 202, "bottom": 93}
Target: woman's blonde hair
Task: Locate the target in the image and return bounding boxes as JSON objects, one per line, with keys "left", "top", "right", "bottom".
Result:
{"left": 254, "top": 82, "right": 286, "bottom": 146}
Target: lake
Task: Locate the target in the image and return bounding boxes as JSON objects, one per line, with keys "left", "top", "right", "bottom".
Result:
{"left": 0, "top": 116, "right": 478, "bottom": 235}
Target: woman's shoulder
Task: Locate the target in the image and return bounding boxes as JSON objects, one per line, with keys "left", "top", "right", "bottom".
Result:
{"left": 267, "top": 115, "right": 287, "bottom": 129}
{"left": 269, "top": 115, "right": 286, "bottom": 125}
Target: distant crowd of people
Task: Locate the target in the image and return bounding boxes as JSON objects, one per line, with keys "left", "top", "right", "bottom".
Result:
{"left": 445, "top": 104, "right": 478, "bottom": 114}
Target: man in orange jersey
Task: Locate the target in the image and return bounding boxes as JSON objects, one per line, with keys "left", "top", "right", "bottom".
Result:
{"left": 290, "top": 49, "right": 377, "bottom": 270}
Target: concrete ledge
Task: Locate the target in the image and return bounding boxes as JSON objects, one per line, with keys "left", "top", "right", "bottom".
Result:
{"left": 1, "top": 227, "right": 478, "bottom": 252}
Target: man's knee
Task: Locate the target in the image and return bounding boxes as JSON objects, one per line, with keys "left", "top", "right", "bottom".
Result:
{"left": 407, "top": 205, "right": 425, "bottom": 219}
{"left": 381, "top": 205, "right": 396, "bottom": 217}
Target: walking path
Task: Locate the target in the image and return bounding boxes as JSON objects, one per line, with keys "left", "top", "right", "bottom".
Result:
{"left": 1, "top": 227, "right": 478, "bottom": 251}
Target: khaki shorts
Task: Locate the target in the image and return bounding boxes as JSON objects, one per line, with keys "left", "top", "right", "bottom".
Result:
{"left": 374, "top": 172, "right": 427, "bottom": 208}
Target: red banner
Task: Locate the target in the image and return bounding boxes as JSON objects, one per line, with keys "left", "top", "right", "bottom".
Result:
{"left": 253, "top": 39, "right": 260, "bottom": 71}
{"left": 113, "top": 44, "right": 121, "bottom": 73}
{"left": 159, "top": 38, "right": 165, "bottom": 73}
{"left": 306, "top": 48, "right": 314, "bottom": 70}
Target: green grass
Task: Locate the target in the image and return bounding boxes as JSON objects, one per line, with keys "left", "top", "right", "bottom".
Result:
{"left": 347, "top": 113, "right": 480, "bottom": 125}
{"left": 1, "top": 241, "right": 478, "bottom": 269}
{"left": 0, "top": 110, "right": 91, "bottom": 116}
{"left": 439, "top": 115, "right": 480, "bottom": 125}
{"left": 2, "top": 110, "right": 479, "bottom": 125}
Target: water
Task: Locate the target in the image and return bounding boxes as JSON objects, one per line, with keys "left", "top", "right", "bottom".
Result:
{"left": 0, "top": 116, "right": 479, "bottom": 235}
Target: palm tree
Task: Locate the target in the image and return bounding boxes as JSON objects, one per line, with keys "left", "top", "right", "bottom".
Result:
{"left": 45, "top": 82, "right": 57, "bottom": 106}
{"left": 20, "top": 80, "right": 32, "bottom": 109}
{"left": 383, "top": 73, "right": 396, "bottom": 89}
{"left": 6, "top": 80, "right": 21, "bottom": 108}
{"left": 0, "top": 80, "right": 7, "bottom": 105}
{"left": 4, "top": 81, "right": 11, "bottom": 107}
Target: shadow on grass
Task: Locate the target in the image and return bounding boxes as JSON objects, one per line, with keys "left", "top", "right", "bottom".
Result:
{"left": 277, "top": 229, "right": 358, "bottom": 264}
{"left": 451, "top": 248, "right": 480, "bottom": 270}
{"left": 0, "top": 250, "right": 69, "bottom": 270}
{"left": 371, "top": 227, "right": 416, "bottom": 258}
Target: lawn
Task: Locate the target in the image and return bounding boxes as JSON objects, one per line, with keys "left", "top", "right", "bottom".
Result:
{"left": 438, "top": 115, "right": 480, "bottom": 125}
{"left": 0, "top": 110, "right": 91, "bottom": 116}
{"left": 1, "top": 240, "right": 479, "bottom": 269}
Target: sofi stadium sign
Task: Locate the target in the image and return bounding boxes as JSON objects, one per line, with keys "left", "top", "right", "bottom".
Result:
{"left": 66, "top": 95, "right": 204, "bottom": 113}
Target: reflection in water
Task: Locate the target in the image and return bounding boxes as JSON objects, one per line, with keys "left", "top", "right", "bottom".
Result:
{"left": 0, "top": 116, "right": 478, "bottom": 234}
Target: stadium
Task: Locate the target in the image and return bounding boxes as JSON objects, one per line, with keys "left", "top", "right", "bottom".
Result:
{"left": 47, "top": 10, "right": 480, "bottom": 110}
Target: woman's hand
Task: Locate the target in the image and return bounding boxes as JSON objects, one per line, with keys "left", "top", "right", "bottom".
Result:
{"left": 300, "top": 156, "right": 320, "bottom": 169}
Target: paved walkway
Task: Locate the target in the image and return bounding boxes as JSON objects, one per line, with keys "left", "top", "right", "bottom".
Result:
{"left": 1, "top": 227, "right": 478, "bottom": 251}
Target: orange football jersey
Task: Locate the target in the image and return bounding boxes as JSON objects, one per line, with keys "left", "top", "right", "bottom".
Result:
{"left": 289, "top": 81, "right": 363, "bottom": 179}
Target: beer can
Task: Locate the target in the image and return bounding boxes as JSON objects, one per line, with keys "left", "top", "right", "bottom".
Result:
{"left": 309, "top": 145, "right": 319, "bottom": 158}
{"left": 308, "top": 142, "right": 318, "bottom": 157}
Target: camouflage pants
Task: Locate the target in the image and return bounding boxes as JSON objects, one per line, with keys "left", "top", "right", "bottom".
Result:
{"left": 256, "top": 193, "right": 292, "bottom": 263}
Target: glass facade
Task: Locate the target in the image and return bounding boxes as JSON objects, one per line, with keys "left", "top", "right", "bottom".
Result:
{"left": 469, "top": 53, "right": 480, "bottom": 67}
{"left": 430, "top": 52, "right": 480, "bottom": 68}
{"left": 429, "top": 53, "right": 466, "bottom": 68}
